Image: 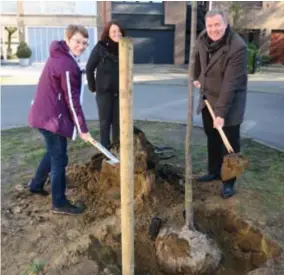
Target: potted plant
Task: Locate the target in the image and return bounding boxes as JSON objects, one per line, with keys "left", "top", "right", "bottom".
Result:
{"left": 16, "top": 41, "right": 32, "bottom": 66}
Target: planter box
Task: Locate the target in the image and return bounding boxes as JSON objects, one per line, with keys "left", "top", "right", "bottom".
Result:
{"left": 19, "top": 58, "right": 30, "bottom": 66}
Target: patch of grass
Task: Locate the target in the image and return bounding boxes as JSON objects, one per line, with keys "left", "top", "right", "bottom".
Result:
{"left": 21, "top": 259, "right": 46, "bottom": 275}
{"left": 191, "top": 144, "right": 208, "bottom": 174}
{"left": 136, "top": 122, "right": 284, "bottom": 213}
{"left": 69, "top": 128, "right": 100, "bottom": 152}
{"left": 2, "top": 121, "right": 284, "bottom": 215}
{"left": 239, "top": 138, "right": 284, "bottom": 211}
{"left": 24, "top": 148, "right": 46, "bottom": 165}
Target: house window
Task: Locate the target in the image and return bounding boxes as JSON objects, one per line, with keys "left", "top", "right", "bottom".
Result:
{"left": 1, "top": 1, "right": 17, "bottom": 13}
{"left": 238, "top": 1, "right": 263, "bottom": 8}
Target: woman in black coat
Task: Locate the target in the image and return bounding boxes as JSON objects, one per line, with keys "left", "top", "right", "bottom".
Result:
{"left": 86, "top": 21, "right": 125, "bottom": 148}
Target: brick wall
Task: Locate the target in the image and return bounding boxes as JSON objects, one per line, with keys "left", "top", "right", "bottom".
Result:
{"left": 164, "top": 1, "right": 187, "bottom": 64}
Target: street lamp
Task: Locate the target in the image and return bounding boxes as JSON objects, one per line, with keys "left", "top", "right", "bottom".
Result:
{"left": 209, "top": 0, "right": 213, "bottom": 10}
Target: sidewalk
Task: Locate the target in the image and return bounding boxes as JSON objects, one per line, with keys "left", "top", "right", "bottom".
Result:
{"left": 1, "top": 63, "right": 284, "bottom": 88}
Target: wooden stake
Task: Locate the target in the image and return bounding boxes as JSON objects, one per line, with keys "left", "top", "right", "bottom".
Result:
{"left": 119, "top": 37, "right": 134, "bottom": 275}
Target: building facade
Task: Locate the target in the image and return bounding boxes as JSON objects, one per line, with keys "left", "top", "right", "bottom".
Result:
{"left": 98, "top": 1, "right": 206, "bottom": 64}
{"left": 99, "top": 1, "right": 284, "bottom": 65}
{"left": 2, "top": 1, "right": 283, "bottom": 65}
{"left": 211, "top": 1, "right": 284, "bottom": 64}
{"left": 1, "top": 0, "right": 99, "bottom": 63}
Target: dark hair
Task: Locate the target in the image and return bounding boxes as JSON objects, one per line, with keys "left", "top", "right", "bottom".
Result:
{"left": 100, "top": 21, "right": 126, "bottom": 41}
{"left": 65, "top": 24, "right": 89, "bottom": 40}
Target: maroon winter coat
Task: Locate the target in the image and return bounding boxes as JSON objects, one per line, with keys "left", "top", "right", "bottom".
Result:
{"left": 28, "top": 40, "right": 88, "bottom": 139}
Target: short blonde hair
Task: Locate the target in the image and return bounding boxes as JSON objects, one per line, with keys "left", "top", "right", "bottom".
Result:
{"left": 65, "top": 24, "right": 89, "bottom": 40}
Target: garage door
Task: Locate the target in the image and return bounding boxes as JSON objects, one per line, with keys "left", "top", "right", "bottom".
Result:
{"left": 126, "top": 30, "right": 174, "bottom": 64}
{"left": 270, "top": 30, "right": 284, "bottom": 64}
{"left": 26, "top": 27, "right": 97, "bottom": 63}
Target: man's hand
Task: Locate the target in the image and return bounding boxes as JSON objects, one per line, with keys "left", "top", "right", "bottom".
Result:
{"left": 214, "top": 117, "right": 224, "bottom": 129}
{"left": 80, "top": 132, "right": 93, "bottom": 143}
{"left": 193, "top": 80, "right": 201, "bottom": 89}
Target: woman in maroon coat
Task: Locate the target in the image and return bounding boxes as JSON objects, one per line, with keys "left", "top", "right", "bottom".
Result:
{"left": 28, "top": 25, "right": 93, "bottom": 215}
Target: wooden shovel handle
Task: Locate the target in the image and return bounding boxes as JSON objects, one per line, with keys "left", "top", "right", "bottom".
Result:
{"left": 204, "top": 99, "right": 234, "bottom": 153}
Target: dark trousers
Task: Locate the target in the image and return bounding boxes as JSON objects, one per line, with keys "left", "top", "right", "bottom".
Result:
{"left": 202, "top": 107, "right": 240, "bottom": 184}
{"left": 96, "top": 92, "right": 119, "bottom": 148}
{"left": 30, "top": 129, "right": 69, "bottom": 207}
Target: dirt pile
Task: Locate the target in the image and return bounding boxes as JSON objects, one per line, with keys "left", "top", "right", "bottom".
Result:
{"left": 65, "top": 126, "right": 186, "bottom": 275}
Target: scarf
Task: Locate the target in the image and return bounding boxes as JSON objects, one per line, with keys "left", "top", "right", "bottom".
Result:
{"left": 103, "top": 37, "right": 119, "bottom": 56}
{"left": 203, "top": 25, "right": 231, "bottom": 54}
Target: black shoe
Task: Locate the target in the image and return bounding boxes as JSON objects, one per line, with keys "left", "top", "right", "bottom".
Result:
{"left": 27, "top": 180, "right": 49, "bottom": 196}
{"left": 196, "top": 174, "right": 221, "bottom": 182}
{"left": 30, "top": 188, "right": 49, "bottom": 196}
{"left": 221, "top": 182, "right": 235, "bottom": 199}
{"left": 51, "top": 202, "right": 85, "bottom": 215}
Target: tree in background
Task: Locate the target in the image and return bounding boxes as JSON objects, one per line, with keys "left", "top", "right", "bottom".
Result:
{"left": 229, "top": 1, "right": 245, "bottom": 33}
{"left": 4, "top": 26, "right": 18, "bottom": 59}
{"left": 17, "top": 0, "right": 25, "bottom": 42}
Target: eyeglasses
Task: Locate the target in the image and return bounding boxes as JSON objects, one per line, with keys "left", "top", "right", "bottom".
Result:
{"left": 70, "top": 38, "right": 89, "bottom": 47}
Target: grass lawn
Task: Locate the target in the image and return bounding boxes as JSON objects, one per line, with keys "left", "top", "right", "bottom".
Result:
{"left": 2, "top": 120, "right": 284, "bottom": 241}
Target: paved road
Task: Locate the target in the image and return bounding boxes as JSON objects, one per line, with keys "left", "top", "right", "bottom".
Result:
{"left": 1, "top": 84, "right": 284, "bottom": 151}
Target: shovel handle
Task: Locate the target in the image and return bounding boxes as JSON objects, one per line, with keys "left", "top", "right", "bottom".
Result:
{"left": 204, "top": 100, "right": 234, "bottom": 154}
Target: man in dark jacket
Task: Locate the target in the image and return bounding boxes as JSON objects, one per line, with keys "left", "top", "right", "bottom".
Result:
{"left": 193, "top": 9, "right": 248, "bottom": 198}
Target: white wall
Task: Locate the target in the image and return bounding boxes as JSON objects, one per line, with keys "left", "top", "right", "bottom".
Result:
{"left": 1, "top": 0, "right": 97, "bottom": 16}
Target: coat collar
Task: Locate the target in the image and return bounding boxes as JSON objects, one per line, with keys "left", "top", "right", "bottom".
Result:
{"left": 69, "top": 51, "right": 85, "bottom": 72}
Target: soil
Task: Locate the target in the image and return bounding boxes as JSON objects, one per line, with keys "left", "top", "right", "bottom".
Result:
{"left": 1, "top": 124, "right": 284, "bottom": 275}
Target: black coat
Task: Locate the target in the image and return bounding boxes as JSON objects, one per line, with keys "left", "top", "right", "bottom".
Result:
{"left": 86, "top": 41, "right": 119, "bottom": 94}
{"left": 194, "top": 29, "right": 248, "bottom": 126}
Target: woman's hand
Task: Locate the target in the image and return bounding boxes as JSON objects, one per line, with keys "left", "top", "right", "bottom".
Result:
{"left": 80, "top": 132, "right": 93, "bottom": 143}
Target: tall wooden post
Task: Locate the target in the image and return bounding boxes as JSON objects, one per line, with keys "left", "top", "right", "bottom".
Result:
{"left": 185, "top": 1, "right": 197, "bottom": 229}
{"left": 119, "top": 38, "right": 134, "bottom": 275}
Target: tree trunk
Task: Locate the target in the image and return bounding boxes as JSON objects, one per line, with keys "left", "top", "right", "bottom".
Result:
{"left": 17, "top": 0, "right": 25, "bottom": 42}
{"left": 5, "top": 27, "right": 17, "bottom": 59}
{"left": 184, "top": 1, "right": 197, "bottom": 229}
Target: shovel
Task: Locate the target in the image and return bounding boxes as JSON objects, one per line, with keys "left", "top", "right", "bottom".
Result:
{"left": 87, "top": 138, "right": 119, "bottom": 167}
{"left": 204, "top": 99, "right": 249, "bottom": 181}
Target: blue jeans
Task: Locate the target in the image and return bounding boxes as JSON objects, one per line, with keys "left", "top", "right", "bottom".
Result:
{"left": 30, "top": 129, "right": 69, "bottom": 208}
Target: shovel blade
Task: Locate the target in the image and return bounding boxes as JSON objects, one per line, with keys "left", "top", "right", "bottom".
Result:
{"left": 221, "top": 153, "right": 249, "bottom": 181}
{"left": 106, "top": 159, "right": 120, "bottom": 167}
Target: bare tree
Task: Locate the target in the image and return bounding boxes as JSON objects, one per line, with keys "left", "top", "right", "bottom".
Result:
{"left": 184, "top": 1, "right": 197, "bottom": 229}
{"left": 229, "top": 2, "right": 245, "bottom": 32}
{"left": 4, "top": 26, "right": 17, "bottom": 59}
{"left": 17, "top": 0, "right": 25, "bottom": 42}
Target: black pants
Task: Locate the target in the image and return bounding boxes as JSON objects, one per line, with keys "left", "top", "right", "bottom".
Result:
{"left": 202, "top": 107, "right": 240, "bottom": 184}
{"left": 96, "top": 92, "right": 119, "bottom": 148}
